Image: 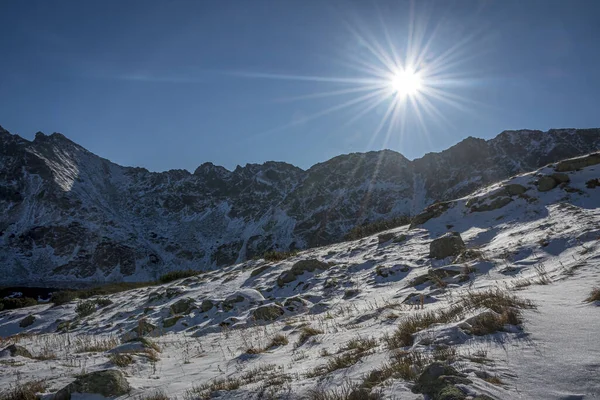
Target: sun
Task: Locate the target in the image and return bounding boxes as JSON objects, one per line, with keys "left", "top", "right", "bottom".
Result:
{"left": 389, "top": 68, "right": 422, "bottom": 96}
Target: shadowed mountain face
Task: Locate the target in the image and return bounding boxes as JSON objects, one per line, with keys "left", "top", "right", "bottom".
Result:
{"left": 1, "top": 125, "right": 599, "bottom": 284}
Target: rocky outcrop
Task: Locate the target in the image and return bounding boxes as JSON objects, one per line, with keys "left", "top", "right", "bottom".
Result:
{"left": 54, "top": 369, "right": 130, "bottom": 400}
{"left": 555, "top": 153, "right": 600, "bottom": 172}
{"left": 429, "top": 233, "right": 466, "bottom": 259}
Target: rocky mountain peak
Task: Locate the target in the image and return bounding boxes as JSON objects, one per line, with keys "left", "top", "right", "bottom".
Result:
{"left": 1, "top": 126, "right": 600, "bottom": 284}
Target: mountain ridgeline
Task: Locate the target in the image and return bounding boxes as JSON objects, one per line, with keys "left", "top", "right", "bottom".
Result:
{"left": 1, "top": 126, "right": 599, "bottom": 284}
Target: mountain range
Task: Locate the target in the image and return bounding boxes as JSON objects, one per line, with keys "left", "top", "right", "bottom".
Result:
{"left": 1, "top": 125, "right": 599, "bottom": 284}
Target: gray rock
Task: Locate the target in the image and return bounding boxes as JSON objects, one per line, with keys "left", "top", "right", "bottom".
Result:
{"left": 162, "top": 315, "right": 183, "bottom": 328}
{"left": 170, "top": 298, "right": 195, "bottom": 315}
{"left": 412, "top": 362, "right": 470, "bottom": 400}
{"left": 551, "top": 172, "right": 570, "bottom": 183}
{"left": 283, "top": 296, "right": 306, "bottom": 311}
{"left": 429, "top": 232, "right": 466, "bottom": 259}
{"left": 470, "top": 196, "right": 512, "bottom": 212}
{"left": 378, "top": 232, "right": 395, "bottom": 243}
{"left": 555, "top": 153, "right": 600, "bottom": 172}
{"left": 1, "top": 344, "right": 33, "bottom": 358}
{"left": 410, "top": 202, "right": 451, "bottom": 228}
{"left": 201, "top": 299, "right": 214, "bottom": 312}
{"left": 19, "top": 315, "right": 35, "bottom": 328}
{"left": 252, "top": 304, "right": 284, "bottom": 321}
{"left": 54, "top": 369, "right": 130, "bottom": 400}
{"left": 537, "top": 176, "right": 558, "bottom": 192}
{"left": 277, "top": 259, "right": 329, "bottom": 286}
{"left": 250, "top": 264, "right": 270, "bottom": 277}
{"left": 504, "top": 183, "right": 527, "bottom": 195}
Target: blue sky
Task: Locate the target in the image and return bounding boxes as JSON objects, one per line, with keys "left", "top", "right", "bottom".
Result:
{"left": 1, "top": 0, "right": 599, "bottom": 172}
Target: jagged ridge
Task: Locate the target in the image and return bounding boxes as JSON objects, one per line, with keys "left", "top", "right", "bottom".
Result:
{"left": 1, "top": 125, "right": 599, "bottom": 284}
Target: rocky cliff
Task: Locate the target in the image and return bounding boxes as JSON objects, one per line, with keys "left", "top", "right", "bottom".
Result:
{"left": 1, "top": 125, "right": 599, "bottom": 284}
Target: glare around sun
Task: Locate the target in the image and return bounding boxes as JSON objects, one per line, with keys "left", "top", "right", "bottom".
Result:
{"left": 390, "top": 68, "right": 422, "bottom": 95}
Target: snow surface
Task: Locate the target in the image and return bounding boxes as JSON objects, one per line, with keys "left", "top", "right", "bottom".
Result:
{"left": 1, "top": 157, "right": 599, "bottom": 399}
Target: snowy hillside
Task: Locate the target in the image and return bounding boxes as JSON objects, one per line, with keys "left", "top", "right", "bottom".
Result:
{"left": 1, "top": 152, "right": 599, "bottom": 399}
{"left": 2, "top": 126, "right": 600, "bottom": 284}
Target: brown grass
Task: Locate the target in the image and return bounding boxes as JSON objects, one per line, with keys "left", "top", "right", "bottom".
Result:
{"left": 135, "top": 390, "right": 170, "bottom": 400}
{"left": 384, "top": 305, "right": 465, "bottom": 349}
{"left": 296, "top": 326, "right": 323, "bottom": 347}
{"left": 108, "top": 353, "right": 135, "bottom": 367}
{"left": 585, "top": 287, "right": 600, "bottom": 303}
{"left": 0, "top": 380, "right": 46, "bottom": 400}
{"left": 267, "top": 334, "right": 289, "bottom": 348}
{"left": 74, "top": 335, "right": 120, "bottom": 353}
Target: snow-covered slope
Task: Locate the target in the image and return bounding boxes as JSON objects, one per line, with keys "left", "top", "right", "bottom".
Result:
{"left": 1, "top": 153, "right": 599, "bottom": 399}
{"left": 1, "top": 126, "right": 600, "bottom": 284}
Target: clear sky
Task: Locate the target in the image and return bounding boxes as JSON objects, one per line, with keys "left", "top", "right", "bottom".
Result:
{"left": 1, "top": 0, "right": 599, "bottom": 172}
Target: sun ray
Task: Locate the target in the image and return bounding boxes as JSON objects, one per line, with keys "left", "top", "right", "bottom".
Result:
{"left": 273, "top": 84, "right": 385, "bottom": 103}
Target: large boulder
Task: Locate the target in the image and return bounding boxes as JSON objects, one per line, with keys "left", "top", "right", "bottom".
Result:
{"left": 537, "top": 176, "right": 558, "bottom": 192}
{"left": 0, "top": 344, "right": 33, "bottom": 358}
{"left": 429, "top": 232, "right": 466, "bottom": 259}
{"left": 252, "top": 304, "right": 285, "bottom": 321}
{"left": 277, "top": 259, "right": 329, "bottom": 286}
{"left": 54, "top": 369, "right": 130, "bottom": 400}
{"left": 555, "top": 153, "right": 600, "bottom": 172}
{"left": 504, "top": 183, "right": 527, "bottom": 196}
{"left": 551, "top": 172, "right": 570, "bottom": 183}
{"left": 201, "top": 299, "right": 214, "bottom": 312}
{"left": 19, "top": 314, "right": 36, "bottom": 328}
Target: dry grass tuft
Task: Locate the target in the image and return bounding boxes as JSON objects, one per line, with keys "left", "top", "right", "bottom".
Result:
{"left": 267, "top": 334, "right": 289, "bottom": 348}
{"left": 585, "top": 287, "right": 600, "bottom": 303}
{"left": 135, "top": 390, "right": 170, "bottom": 400}
{"left": 384, "top": 305, "right": 465, "bottom": 349}
{"left": 296, "top": 326, "right": 323, "bottom": 347}
{"left": 306, "top": 382, "right": 382, "bottom": 400}
{"left": 484, "top": 375, "right": 504, "bottom": 385}
{"left": 74, "top": 335, "right": 120, "bottom": 353}
{"left": 308, "top": 337, "right": 378, "bottom": 378}
{"left": 0, "top": 380, "right": 46, "bottom": 400}
{"left": 463, "top": 289, "right": 535, "bottom": 313}
{"left": 108, "top": 353, "right": 135, "bottom": 367}
{"left": 184, "top": 364, "right": 281, "bottom": 400}
{"left": 467, "top": 309, "right": 522, "bottom": 335}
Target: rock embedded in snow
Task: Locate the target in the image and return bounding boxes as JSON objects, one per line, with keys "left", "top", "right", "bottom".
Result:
{"left": 412, "top": 362, "right": 471, "bottom": 399}
{"left": 504, "top": 183, "right": 527, "bottom": 195}
{"left": 555, "top": 152, "right": 600, "bottom": 172}
{"left": 19, "top": 314, "right": 35, "bottom": 328}
{"left": 277, "top": 259, "right": 329, "bottom": 286}
{"left": 378, "top": 232, "right": 395, "bottom": 243}
{"left": 252, "top": 304, "right": 284, "bottom": 321}
{"left": 1, "top": 344, "right": 33, "bottom": 358}
{"left": 551, "top": 172, "right": 570, "bottom": 183}
{"left": 470, "top": 196, "right": 512, "bottom": 212}
{"left": 537, "top": 176, "right": 559, "bottom": 192}
{"left": 54, "top": 369, "right": 130, "bottom": 400}
{"left": 201, "top": 299, "right": 215, "bottom": 312}
{"left": 429, "top": 232, "right": 466, "bottom": 259}
{"left": 410, "top": 201, "right": 451, "bottom": 228}
{"left": 170, "top": 298, "right": 196, "bottom": 315}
